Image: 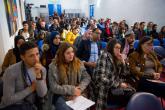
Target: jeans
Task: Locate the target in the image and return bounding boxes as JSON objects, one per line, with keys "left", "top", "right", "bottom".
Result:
{"left": 52, "top": 95, "right": 72, "bottom": 110}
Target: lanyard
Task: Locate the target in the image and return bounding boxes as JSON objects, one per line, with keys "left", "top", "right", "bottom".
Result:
{"left": 25, "top": 69, "right": 32, "bottom": 86}
{"left": 22, "top": 62, "right": 32, "bottom": 86}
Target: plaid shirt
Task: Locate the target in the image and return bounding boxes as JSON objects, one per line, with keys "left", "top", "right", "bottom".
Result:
{"left": 91, "top": 50, "right": 131, "bottom": 110}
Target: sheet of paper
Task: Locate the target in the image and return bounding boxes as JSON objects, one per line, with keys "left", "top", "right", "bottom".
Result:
{"left": 66, "top": 96, "right": 95, "bottom": 110}
{"left": 147, "top": 79, "right": 165, "bottom": 84}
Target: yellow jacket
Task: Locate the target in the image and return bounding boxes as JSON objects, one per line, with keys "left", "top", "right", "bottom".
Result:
{"left": 61, "top": 30, "right": 70, "bottom": 40}
{"left": 65, "top": 32, "right": 79, "bottom": 44}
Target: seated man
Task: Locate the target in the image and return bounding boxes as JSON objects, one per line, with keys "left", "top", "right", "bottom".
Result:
{"left": 0, "top": 42, "right": 47, "bottom": 110}
{"left": 120, "top": 29, "right": 135, "bottom": 60}
{"left": 76, "top": 28, "right": 101, "bottom": 76}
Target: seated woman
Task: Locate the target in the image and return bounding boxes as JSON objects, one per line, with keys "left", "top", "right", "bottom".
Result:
{"left": 1, "top": 35, "right": 25, "bottom": 76}
{"left": 129, "top": 36, "right": 165, "bottom": 98}
{"left": 92, "top": 39, "right": 135, "bottom": 110}
{"left": 41, "top": 31, "right": 61, "bottom": 70}
{"left": 48, "top": 42, "right": 91, "bottom": 110}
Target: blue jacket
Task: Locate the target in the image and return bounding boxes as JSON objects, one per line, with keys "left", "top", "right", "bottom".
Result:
{"left": 76, "top": 39, "right": 101, "bottom": 62}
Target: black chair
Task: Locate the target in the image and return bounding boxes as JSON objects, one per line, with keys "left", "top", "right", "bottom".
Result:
{"left": 126, "top": 92, "right": 163, "bottom": 110}
{"left": 106, "top": 100, "right": 123, "bottom": 110}
{"left": 106, "top": 94, "right": 125, "bottom": 110}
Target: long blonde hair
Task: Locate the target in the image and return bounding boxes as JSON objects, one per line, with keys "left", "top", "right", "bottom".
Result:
{"left": 54, "top": 42, "right": 81, "bottom": 84}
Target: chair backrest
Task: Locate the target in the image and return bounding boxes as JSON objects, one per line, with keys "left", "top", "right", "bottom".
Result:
{"left": 154, "top": 46, "right": 165, "bottom": 58}
{"left": 126, "top": 92, "right": 163, "bottom": 110}
{"left": 163, "top": 38, "right": 165, "bottom": 47}
{"left": 163, "top": 38, "right": 165, "bottom": 44}
{"left": 101, "top": 41, "right": 107, "bottom": 49}
{"left": 133, "top": 40, "right": 139, "bottom": 49}
{"left": 153, "top": 39, "right": 160, "bottom": 46}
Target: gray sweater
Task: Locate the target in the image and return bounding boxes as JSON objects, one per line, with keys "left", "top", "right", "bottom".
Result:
{"left": 48, "top": 62, "right": 91, "bottom": 96}
{"left": 0, "top": 61, "right": 47, "bottom": 108}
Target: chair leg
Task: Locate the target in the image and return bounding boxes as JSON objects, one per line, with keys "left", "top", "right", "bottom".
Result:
{"left": 161, "top": 97, "right": 164, "bottom": 109}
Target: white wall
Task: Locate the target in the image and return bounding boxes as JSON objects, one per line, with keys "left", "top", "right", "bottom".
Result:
{"left": 60, "top": 0, "right": 89, "bottom": 17}
{"left": 93, "top": 0, "right": 165, "bottom": 29}
{"left": 26, "top": 0, "right": 89, "bottom": 18}
{"left": 26, "top": 0, "right": 49, "bottom": 19}
{"left": 80, "top": 0, "right": 89, "bottom": 17}
{"left": 61, "top": 0, "right": 80, "bottom": 10}
{"left": 0, "top": 0, "right": 25, "bottom": 71}
{"left": 26, "top": 0, "right": 48, "bottom": 7}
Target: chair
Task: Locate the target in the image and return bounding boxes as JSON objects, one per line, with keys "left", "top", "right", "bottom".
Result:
{"left": 101, "top": 41, "right": 107, "bottom": 49}
{"left": 153, "top": 39, "right": 160, "bottom": 46}
{"left": 126, "top": 92, "right": 163, "bottom": 110}
{"left": 154, "top": 46, "right": 165, "bottom": 73}
{"left": 106, "top": 100, "right": 123, "bottom": 110}
{"left": 133, "top": 40, "right": 139, "bottom": 49}
{"left": 163, "top": 38, "right": 165, "bottom": 47}
{"left": 154, "top": 46, "right": 165, "bottom": 58}
{"left": 106, "top": 95, "right": 125, "bottom": 110}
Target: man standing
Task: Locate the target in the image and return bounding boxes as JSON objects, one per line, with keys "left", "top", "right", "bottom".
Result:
{"left": 0, "top": 42, "right": 47, "bottom": 110}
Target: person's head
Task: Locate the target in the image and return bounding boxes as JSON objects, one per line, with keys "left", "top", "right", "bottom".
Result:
{"left": 112, "top": 21, "right": 118, "bottom": 27}
{"left": 100, "top": 18, "right": 104, "bottom": 24}
{"left": 40, "top": 20, "right": 46, "bottom": 28}
{"left": 14, "top": 35, "right": 25, "bottom": 48}
{"left": 152, "top": 24, "right": 158, "bottom": 31}
{"left": 133, "top": 22, "right": 139, "bottom": 29}
{"left": 92, "top": 28, "right": 101, "bottom": 41}
{"left": 147, "top": 22, "right": 153, "bottom": 29}
{"left": 119, "top": 21, "right": 125, "bottom": 29}
{"left": 50, "top": 31, "right": 61, "bottom": 45}
{"left": 83, "top": 29, "right": 93, "bottom": 40}
{"left": 76, "top": 20, "right": 81, "bottom": 27}
{"left": 56, "top": 42, "right": 76, "bottom": 63}
{"left": 125, "top": 30, "right": 135, "bottom": 44}
{"left": 121, "top": 28, "right": 126, "bottom": 34}
{"left": 123, "top": 20, "right": 126, "bottom": 24}
{"left": 136, "top": 36, "right": 153, "bottom": 54}
{"left": 160, "top": 26, "right": 165, "bottom": 33}
{"left": 71, "top": 19, "right": 77, "bottom": 27}
{"left": 35, "top": 16, "right": 39, "bottom": 21}
{"left": 54, "top": 11, "right": 58, "bottom": 16}
{"left": 37, "top": 30, "right": 46, "bottom": 40}
{"left": 20, "top": 42, "right": 39, "bottom": 68}
{"left": 65, "top": 24, "right": 71, "bottom": 31}
{"left": 22, "top": 21, "right": 29, "bottom": 30}
{"left": 72, "top": 26, "right": 79, "bottom": 35}
{"left": 106, "top": 18, "right": 111, "bottom": 24}
{"left": 89, "top": 19, "right": 94, "bottom": 25}
{"left": 107, "top": 39, "right": 122, "bottom": 59}
{"left": 140, "top": 22, "right": 145, "bottom": 30}
{"left": 31, "top": 21, "right": 36, "bottom": 30}
{"left": 55, "top": 42, "right": 81, "bottom": 83}
{"left": 105, "top": 22, "right": 110, "bottom": 28}
{"left": 53, "top": 18, "right": 59, "bottom": 25}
